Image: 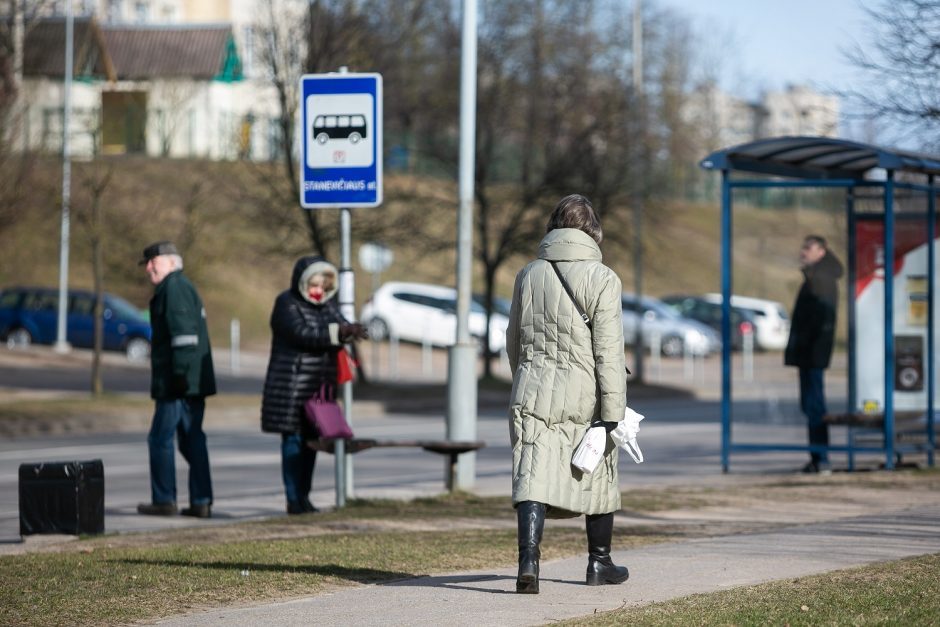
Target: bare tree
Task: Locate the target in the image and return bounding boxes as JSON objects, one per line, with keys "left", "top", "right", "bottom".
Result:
{"left": 844, "top": 0, "right": 940, "bottom": 149}
{"left": 252, "top": 0, "right": 329, "bottom": 256}
{"left": 466, "top": 0, "right": 641, "bottom": 376}
{"left": 75, "top": 161, "right": 115, "bottom": 397}
{"left": 0, "top": 0, "right": 55, "bottom": 235}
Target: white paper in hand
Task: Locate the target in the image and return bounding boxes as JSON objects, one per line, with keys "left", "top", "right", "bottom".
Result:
{"left": 611, "top": 406, "right": 645, "bottom": 463}
{"left": 571, "top": 425, "right": 607, "bottom": 473}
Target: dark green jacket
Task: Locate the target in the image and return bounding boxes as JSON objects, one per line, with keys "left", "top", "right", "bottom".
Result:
{"left": 149, "top": 270, "right": 216, "bottom": 400}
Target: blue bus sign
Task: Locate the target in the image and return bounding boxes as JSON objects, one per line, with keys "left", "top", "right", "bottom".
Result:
{"left": 300, "top": 73, "right": 382, "bottom": 208}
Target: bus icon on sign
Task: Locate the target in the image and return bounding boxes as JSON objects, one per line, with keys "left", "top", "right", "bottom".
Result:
{"left": 313, "top": 114, "right": 368, "bottom": 144}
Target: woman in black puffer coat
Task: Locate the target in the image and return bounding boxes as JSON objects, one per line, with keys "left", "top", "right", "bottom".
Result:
{"left": 261, "top": 256, "right": 366, "bottom": 514}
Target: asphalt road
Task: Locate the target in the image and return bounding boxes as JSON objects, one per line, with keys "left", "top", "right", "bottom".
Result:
{"left": 1, "top": 397, "right": 840, "bottom": 545}
{"left": 0, "top": 344, "right": 854, "bottom": 546}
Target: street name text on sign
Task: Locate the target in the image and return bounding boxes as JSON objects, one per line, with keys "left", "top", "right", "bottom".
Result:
{"left": 300, "top": 73, "right": 383, "bottom": 208}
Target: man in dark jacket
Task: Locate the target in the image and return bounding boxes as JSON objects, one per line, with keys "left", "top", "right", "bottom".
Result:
{"left": 785, "top": 235, "right": 843, "bottom": 474}
{"left": 137, "top": 241, "right": 216, "bottom": 518}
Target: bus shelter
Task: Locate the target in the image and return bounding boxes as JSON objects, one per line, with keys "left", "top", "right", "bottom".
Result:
{"left": 700, "top": 136, "right": 938, "bottom": 471}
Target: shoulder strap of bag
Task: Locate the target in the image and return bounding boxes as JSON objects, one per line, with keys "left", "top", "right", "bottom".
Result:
{"left": 549, "top": 261, "right": 632, "bottom": 376}
{"left": 549, "top": 261, "right": 591, "bottom": 329}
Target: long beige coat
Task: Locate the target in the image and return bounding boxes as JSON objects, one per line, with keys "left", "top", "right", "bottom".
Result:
{"left": 506, "top": 228, "right": 627, "bottom": 516}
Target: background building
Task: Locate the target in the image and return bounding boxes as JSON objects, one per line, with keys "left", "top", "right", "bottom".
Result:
{"left": 6, "top": 0, "right": 287, "bottom": 161}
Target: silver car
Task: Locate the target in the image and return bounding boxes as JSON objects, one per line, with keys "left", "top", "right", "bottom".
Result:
{"left": 621, "top": 293, "right": 721, "bottom": 357}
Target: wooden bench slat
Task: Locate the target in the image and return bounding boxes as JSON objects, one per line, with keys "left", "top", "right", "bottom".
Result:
{"left": 307, "top": 438, "right": 486, "bottom": 456}
{"left": 823, "top": 411, "right": 925, "bottom": 428}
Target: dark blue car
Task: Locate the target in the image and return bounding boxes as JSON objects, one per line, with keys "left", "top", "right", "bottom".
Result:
{"left": 0, "top": 286, "right": 152, "bottom": 361}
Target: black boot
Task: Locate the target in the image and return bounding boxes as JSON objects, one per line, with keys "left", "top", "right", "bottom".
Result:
{"left": 585, "top": 512, "right": 629, "bottom": 586}
{"left": 516, "top": 501, "right": 546, "bottom": 594}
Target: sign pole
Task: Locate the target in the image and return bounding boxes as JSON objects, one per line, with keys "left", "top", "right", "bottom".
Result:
{"left": 299, "top": 69, "right": 382, "bottom": 508}
{"left": 338, "top": 205, "right": 355, "bottom": 504}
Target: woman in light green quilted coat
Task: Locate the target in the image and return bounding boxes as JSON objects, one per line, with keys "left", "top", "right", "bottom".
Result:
{"left": 506, "top": 194, "right": 629, "bottom": 594}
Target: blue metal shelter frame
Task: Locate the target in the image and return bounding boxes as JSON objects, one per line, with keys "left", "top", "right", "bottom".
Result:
{"left": 700, "top": 136, "right": 939, "bottom": 471}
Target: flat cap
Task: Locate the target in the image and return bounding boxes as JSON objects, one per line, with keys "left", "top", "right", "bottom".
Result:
{"left": 139, "top": 241, "right": 179, "bottom": 266}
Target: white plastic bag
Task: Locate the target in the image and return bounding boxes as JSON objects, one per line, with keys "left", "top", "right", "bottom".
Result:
{"left": 571, "top": 425, "right": 608, "bottom": 473}
{"left": 610, "top": 406, "right": 645, "bottom": 463}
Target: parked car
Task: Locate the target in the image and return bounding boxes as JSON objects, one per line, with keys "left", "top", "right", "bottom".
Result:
{"left": 361, "top": 282, "right": 508, "bottom": 353}
{"left": 472, "top": 293, "right": 512, "bottom": 318}
{"left": 621, "top": 293, "right": 721, "bottom": 357}
{"left": 0, "top": 286, "right": 152, "bottom": 361}
{"left": 702, "top": 293, "right": 791, "bottom": 351}
{"left": 660, "top": 294, "right": 758, "bottom": 351}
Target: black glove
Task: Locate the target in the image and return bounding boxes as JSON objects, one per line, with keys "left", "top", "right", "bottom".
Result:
{"left": 339, "top": 322, "right": 368, "bottom": 342}
{"left": 171, "top": 374, "right": 189, "bottom": 398}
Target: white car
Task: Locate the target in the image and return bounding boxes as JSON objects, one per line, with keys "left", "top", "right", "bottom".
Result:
{"left": 621, "top": 294, "right": 721, "bottom": 357}
{"left": 361, "top": 282, "right": 508, "bottom": 353}
{"left": 702, "top": 293, "right": 791, "bottom": 350}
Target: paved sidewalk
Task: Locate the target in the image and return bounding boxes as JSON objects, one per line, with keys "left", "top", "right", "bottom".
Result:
{"left": 156, "top": 505, "right": 940, "bottom": 626}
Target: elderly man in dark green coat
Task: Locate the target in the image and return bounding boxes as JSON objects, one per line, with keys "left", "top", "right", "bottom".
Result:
{"left": 136, "top": 241, "right": 216, "bottom": 519}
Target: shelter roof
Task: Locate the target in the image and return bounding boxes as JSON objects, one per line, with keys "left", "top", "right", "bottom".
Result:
{"left": 700, "top": 136, "right": 940, "bottom": 180}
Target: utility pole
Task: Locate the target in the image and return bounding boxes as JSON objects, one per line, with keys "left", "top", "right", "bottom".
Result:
{"left": 631, "top": 0, "right": 645, "bottom": 381}
{"left": 446, "top": 0, "right": 479, "bottom": 490}
{"left": 55, "top": 0, "right": 74, "bottom": 354}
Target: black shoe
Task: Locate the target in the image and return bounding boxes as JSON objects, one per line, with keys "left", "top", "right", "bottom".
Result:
{"left": 586, "top": 555, "right": 630, "bottom": 586}
{"left": 801, "top": 461, "right": 832, "bottom": 475}
{"left": 516, "top": 501, "right": 546, "bottom": 594}
{"left": 287, "top": 498, "right": 320, "bottom": 515}
{"left": 137, "top": 502, "right": 177, "bottom": 516}
{"left": 585, "top": 513, "right": 629, "bottom": 586}
{"left": 180, "top": 504, "right": 212, "bottom": 518}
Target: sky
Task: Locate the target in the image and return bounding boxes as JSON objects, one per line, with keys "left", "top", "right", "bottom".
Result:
{"left": 656, "top": 0, "right": 873, "bottom": 100}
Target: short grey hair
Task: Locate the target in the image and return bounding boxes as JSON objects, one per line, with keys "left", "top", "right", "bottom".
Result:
{"left": 167, "top": 254, "right": 184, "bottom": 270}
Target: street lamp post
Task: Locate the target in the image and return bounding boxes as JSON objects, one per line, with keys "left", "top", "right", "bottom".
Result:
{"left": 55, "top": 0, "right": 74, "bottom": 354}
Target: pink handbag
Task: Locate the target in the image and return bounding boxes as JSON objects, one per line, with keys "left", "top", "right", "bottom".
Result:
{"left": 304, "top": 384, "right": 353, "bottom": 439}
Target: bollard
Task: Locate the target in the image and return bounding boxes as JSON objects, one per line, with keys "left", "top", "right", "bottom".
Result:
{"left": 371, "top": 338, "right": 381, "bottom": 382}
{"left": 742, "top": 330, "right": 754, "bottom": 381}
{"left": 230, "top": 318, "right": 240, "bottom": 375}
{"left": 649, "top": 331, "right": 662, "bottom": 381}
{"left": 422, "top": 334, "right": 432, "bottom": 377}
{"left": 683, "top": 339, "right": 694, "bottom": 381}
{"left": 389, "top": 331, "right": 399, "bottom": 380}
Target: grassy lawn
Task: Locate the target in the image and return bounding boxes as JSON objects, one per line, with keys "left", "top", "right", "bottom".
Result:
{"left": 562, "top": 553, "right": 940, "bottom": 626}
{"left": 0, "top": 493, "right": 669, "bottom": 626}
{"left": 3, "top": 474, "right": 940, "bottom": 626}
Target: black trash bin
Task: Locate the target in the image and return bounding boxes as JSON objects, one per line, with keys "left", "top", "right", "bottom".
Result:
{"left": 19, "top": 460, "right": 105, "bottom": 536}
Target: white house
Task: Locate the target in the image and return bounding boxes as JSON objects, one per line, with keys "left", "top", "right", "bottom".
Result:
{"left": 14, "top": 15, "right": 283, "bottom": 161}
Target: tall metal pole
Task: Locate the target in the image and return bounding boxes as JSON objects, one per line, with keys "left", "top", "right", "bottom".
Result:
{"left": 446, "top": 0, "right": 478, "bottom": 490}
{"left": 720, "top": 170, "right": 733, "bottom": 473}
{"left": 55, "top": 0, "right": 74, "bottom": 354}
{"left": 334, "top": 67, "right": 353, "bottom": 507}
{"left": 927, "top": 175, "right": 936, "bottom": 467}
{"left": 631, "top": 0, "right": 644, "bottom": 380}
{"left": 883, "top": 171, "right": 896, "bottom": 470}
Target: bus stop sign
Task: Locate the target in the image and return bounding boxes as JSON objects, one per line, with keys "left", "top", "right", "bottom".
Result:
{"left": 300, "top": 73, "right": 383, "bottom": 208}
